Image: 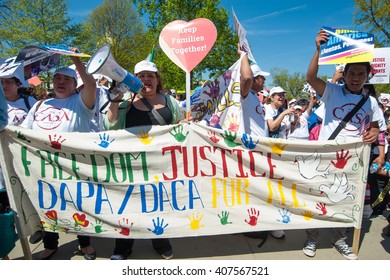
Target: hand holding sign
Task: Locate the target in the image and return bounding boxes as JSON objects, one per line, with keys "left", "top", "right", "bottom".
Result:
{"left": 159, "top": 18, "right": 217, "bottom": 73}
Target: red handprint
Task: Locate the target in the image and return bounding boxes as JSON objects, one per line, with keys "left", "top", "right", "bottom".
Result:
{"left": 115, "top": 218, "right": 133, "bottom": 236}
{"left": 49, "top": 134, "right": 66, "bottom": 150}
{"left": 245, "top": 208, "right": 260, "bottom": 226}
{"left": 331, "top": 149, "right": 352, "bottom": 169}
{"left": 208, "top": 130, "right": 219, "bottom": 143}
{"left": 316, "top": 202, "right": 327, "bottom": 215}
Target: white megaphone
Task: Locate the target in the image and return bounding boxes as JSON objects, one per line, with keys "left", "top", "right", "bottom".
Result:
{"left": 86, "top": 44, "right": 143, "bottom": 94}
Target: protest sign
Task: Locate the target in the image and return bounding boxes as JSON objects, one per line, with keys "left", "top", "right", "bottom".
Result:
{"left": 0, "top": 124, "right": 369, "bottom": 240}
{"left": 188, "top": 56, "right": 243, "bottom": 131}
{"left": 159, "top": 18, "right": 217, "bottom": 116}
{"left": 232, "top": 7, "right": 257, "bottom": 64}
{"left": 319, "top": 27, "right": 374, "bottom": 65}
{"left": 369, "top": 47, "right": 390, "bottom": 84}
{"left": 159, "top": 18, "right": 217, "bottom": 73}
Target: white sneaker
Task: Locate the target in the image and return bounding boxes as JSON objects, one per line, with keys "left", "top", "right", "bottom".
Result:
{"left": 269, "top": 230, "right": 285, "bottom": 239}
{"left": 332, "top": 243, "right": 358, "bottom": 260}
{"left": 303, "top": 239, "right": 317, "bottom": 257}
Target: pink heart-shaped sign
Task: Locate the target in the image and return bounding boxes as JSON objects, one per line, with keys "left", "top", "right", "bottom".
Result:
{"left": 159, "top": 18, "right": 217, "bottom": 73}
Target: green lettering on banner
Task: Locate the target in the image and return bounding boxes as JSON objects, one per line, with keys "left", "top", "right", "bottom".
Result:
{"left": 21, "top": 146, "right": 31, "bottom": 176}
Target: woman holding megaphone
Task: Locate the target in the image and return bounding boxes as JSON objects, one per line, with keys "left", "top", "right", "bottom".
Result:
{"left": 104, "top": 59, "right": 191, "bottom": 260}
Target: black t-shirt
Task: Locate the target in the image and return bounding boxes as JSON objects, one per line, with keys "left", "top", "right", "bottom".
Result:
{"left": 125, "top": 103, "right": 173, "bottom": 128}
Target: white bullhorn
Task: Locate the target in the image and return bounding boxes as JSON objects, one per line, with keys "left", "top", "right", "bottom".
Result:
{"left": 86, "top": 44, "right": 143, "bottom": 94}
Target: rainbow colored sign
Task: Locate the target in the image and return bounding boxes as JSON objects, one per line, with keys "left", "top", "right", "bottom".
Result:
{"left": 319, "top": 26, "right": 374, "bottom": 65}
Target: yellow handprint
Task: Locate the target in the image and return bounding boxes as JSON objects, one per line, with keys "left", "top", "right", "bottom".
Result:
{"left": 226, "top": 112, "right": 239, "bottom": 132}
{"left": 302, "top": 210, "right": 314, "bottom": 221}
{"left": 137, "top": 130, "right": 154, "bottom": 145}
{"left": 188, "top": 212, "right": 205, "bottom": 230}
{"left": 264, "top": 138, "right": 287, "bottom": 155}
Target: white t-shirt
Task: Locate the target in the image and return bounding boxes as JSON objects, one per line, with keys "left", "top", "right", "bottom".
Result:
{"left": 264, "top": 103, "right": 290, "bottom": 139}
{"left": 21, "top": 93, "right": 94, "bottom": 132}
{"left": 288, "top": 111, "right": 310, "bottom": 140}
{"left": 7, "top": 95, "right": 37, "bottom": 126}
{"left": 2, "top": 95, "right": 37, "bottom": 190}
{"left": 90, "top": 87, "right": 109, "bottom": 132}
{"left": 239, "top": 91, "right": 268, "bottom": 137}
{"left": 318, "top": 82, "right": 382, "bottom": 140}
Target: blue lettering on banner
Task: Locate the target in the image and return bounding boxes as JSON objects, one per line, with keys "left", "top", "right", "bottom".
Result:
{"left": 37, "top": 179, "right": 204, "bottom": 215}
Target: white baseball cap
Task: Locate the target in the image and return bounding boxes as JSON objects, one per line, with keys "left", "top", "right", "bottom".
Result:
{"left": 250, "top": 64, "right": 270, "bottom": 77}
{"left": 294, "top": 105, "right": 302, "bottom": 110}
{"left": 288, "top": 99, "right": 297, "bottom": 105}
{"left": 260, "top": 90, "right": 269, "bottom": 97}
{"left": 54, "top": 67, "right": 78, "bottom": 83}
{"left": 0, "top": 62, "right": 28, "bottom": 87}
{"left": 134, "top": 60, "right": 158, "bottom": 74}
{"left": 270, "top": 86, "right": 286, "bottom": 96}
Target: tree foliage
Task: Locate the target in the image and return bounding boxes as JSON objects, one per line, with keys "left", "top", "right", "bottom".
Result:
{"left": 0, "top": 0, "right": 80, "bottom": 89}
{"left": 0, "top": 0, "right": 76, "bottom": 57}
{"left": 133, "top": 0, "right": 237, "bottom": 90}
{"left": 270, "top": 67, "right": 308, "bottom": 100}
{"left": 354, "top": 0, "right": 390, "bottom": 93}
{"left": 354, "top": 0, "right": 390, "bottom": 47}
{"left": 74, "top": 0, "right": 152, "bottom": 73}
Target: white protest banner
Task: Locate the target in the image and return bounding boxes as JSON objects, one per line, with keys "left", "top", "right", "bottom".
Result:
{"left": 0, "top": 124, "right": 369, "bottom": 240}
{"left": 232, "top": 8, "right": 257, "bottom": 64}
{"left": 369, "top": 47, "right": 390, "bottom": 84}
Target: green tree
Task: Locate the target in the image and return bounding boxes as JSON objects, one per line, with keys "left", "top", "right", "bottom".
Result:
{"left": 354, "top": 0, "right": 390, "bottom": 94}
{"left": 0, "top": 0, "right": 76, "bottom": 56}
{"left": 75, "top": 0, "right": 152, "bottom": 73}
{"left": 0, "top": 0, "right": 79, "bottom": 89}
{"left": 354, "top": 0, "right": 390, "bottom": 47}
{"left": 270, "top": 67, "right": 308, "bottom": 100}
{"left": 134, "top": 0, "right": 237, "bottom": 91}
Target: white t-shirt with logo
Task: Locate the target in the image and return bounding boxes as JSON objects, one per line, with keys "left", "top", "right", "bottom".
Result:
{"left": 1, "top": 95, "right": 36, "bottom": 190}
{"left": 264, "top": 103, "right": 290, "bottom": 139}
{"left": 7, "top": 95, "right": 37, "bottom": 126}
{"left": 21, "top": 93, "right": 94, "bottom": 132}
{"left": 288, "top": 111, "right": 310, "bottom": 140}
{"left": 318, "top": 82, "right": 381, "bottom": 140}
{"left": 239, "top": 91, "right": 268, "bottom": 137}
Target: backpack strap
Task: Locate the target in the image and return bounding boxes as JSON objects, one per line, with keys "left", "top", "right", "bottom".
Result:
{"left": 328, "top": 94, "right": 369, "bottom": 140}
{"left": 20, "top": 94, "right": 31, "bottom": 111}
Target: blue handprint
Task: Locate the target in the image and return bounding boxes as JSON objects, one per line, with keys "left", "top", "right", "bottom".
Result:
{"left": 241, "top": 134, "right": 258, "bottom": 149}
{"left": 276, "top": 208, "right": 291, "bottom": 224}
{"left": 180, "top": 87, "right": 202, "bottom": 108}
{"left": 96, "top": 133, "right": 115, "bottom": 148}
{"left": 147, "top": 217, "right": 168, "bottom": 235}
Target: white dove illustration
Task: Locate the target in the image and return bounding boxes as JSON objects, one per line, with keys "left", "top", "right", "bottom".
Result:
{"left": 295, "top": 151, "right": 330, "bottom": 179}
{"left": 319, "top": 173, "right": 355, "bottom": 203}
